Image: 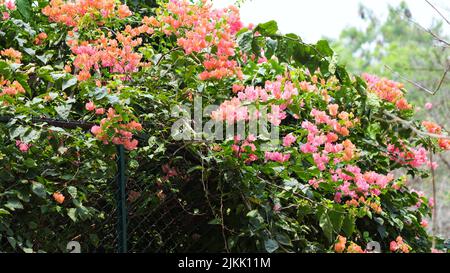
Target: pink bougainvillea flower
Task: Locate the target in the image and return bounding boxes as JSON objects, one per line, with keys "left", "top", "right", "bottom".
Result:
{"left": 95, "top": 108, "right": 105, "bottom": 115}
{"left": 328, "top": 104, "right": 339, "bottom": 116}
{"left": 420, "top": 219, "right": 428, "bottom": 228}
{"left": 15, "top": 140, "right": 31, "bottom": 153}
{"left": 85, "top": 101, "right": 96, "bottom": 111}
{"left": 42, "top": 0, "right": 127, "bottom": 27}
{"left": 162, "top": 163, "right": 178, "bottom": 180}
{"left": 308, "top": 178, "right": 322, "bottom": 189}
{"left": 387, "top": 144, "right": 428, "bottom": 168}
{"left": 390, "top": 241, "right": 398, "bottom": 252}
{"left": 5, "top": 0, "right": 16, "bottom": 11}
{"left": 282, "top": 133, "right": 296, "bottom": 147}
{"left": 427, "top": 161, "right": 438, "bottom": 170}
{"left": 245, "top": 153, "right": 258, "bottom": 164}
{"left": 389, "top": 236, "right": 410, "bottom": 253}
{"left": 2, "top": 12, "right": 10, "bottom": 20}
{"left": 422, "top": 121, "right": 442, "bottom": 134}
{"left": 424, "top": 102, "right": 433, "bottom": 110}
{"left": 264, "top": 151, "right": 290, "bottom": 163}
{"left": 91, "top": 125, "right": 102, "bottom": 135}
{"left": 246, "top": 134, "right": 257, "bottom": 142}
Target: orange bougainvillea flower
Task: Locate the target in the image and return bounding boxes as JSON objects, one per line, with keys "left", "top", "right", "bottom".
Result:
{"left": 0, "top": 79, "right": 25, "bottom": 97}
{"left": 42, "top": 0, "right": 125, "bottom": 27}
{"left": 38, "top": 32, "right": 48, "bottom": 40}
{"left": 118, "top": 4, "right": 132, "bottom": 19}
{"left": 34, "top": 32, "right": 48, "bottom": 45}
{"left": 389, "top": 236, "right": 410, "bottom": 253}
{"left": 438, "top": 138, "right": 450, "bottom": 150}
{"left": 422, "top": 121, "right": 442, "bottom": 134}
{"left": 363, "top": 73, "right": 412, "bottom": 110}
{"left": 328, "top": 103, "right": 339, "bottom": 117}
{"left": 347, "top": 242, "right": 365, "bottom": 253}
{"left": 0, "top": 47, "right": 22, "bottom": 63}
{"left": 334, "top": 235, "right": 346, "bottom": 253}
{"left": 53, "top": 192, "right": 65, "bottom": 204}
{"left": 342, "top": 139, "right": 356, "bottom": 161}
{"left": 421, "top": 121, "right": 450, "bottom": 150}
{"left": 64, "top": 65, "right": 72, "bottom": 73}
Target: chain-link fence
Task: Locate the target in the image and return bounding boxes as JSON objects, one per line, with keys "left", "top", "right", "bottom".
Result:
{"left": 0, "top": 117, "right": 120, "bottom": 252}
{"left": 0, "top": 117, "right": 217, "bottom": 253}
{"left": 126, "top": 174, "right": 217, "bottom": 253}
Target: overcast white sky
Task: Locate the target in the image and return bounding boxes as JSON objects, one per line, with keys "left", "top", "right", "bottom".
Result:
{"left": 213, "top": 0, "right": 450, "bottom": 43}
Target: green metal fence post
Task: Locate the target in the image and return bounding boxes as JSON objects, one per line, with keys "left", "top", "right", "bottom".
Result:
{"left": 116, "top": 144, "right": 128, "bottom": 253}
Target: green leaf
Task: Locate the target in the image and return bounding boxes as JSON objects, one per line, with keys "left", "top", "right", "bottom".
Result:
{"left": 55, "top": 104, "right": 72, "bottom": 119}
{"left": 374, "top": 217, "right": 384, "bottom": 225}
{"left": 207, "top": 218, "right": 221, "bottom": 225}
{"left": 342, "top": 214, "right": 355, "bottom": 237}
{"left": 5, "top": 199, "right": 24, "bottom": 211}
{"left": 0, "top": 208, "right": 11, "bottom": 216}
{"left": 67, "top": 186, "right": 77, "bottom": 199}
{"left": 319, "top": 209, "right": 333, "bottom": 242}
{"left": 275, "top": 233, "right": 292, "bottom": 246}
{"left": 50, "top": 72, "right": 66, "bottom": 81}
{"left": 107, "top": 94, "right": 120, "bottom": 105}
{"left": 7, "top": 237, "right": 17, "bottom": 249}
{"left": 62, "top": 76, "right": 77, "bottom": 91}
{"left": 236, "top": 30, "right": 253, "bottom": 53}
{"left": 23, "top": 47, "right": 35, "bottom": 56}
{"left": 393, "top": 218, "right": 404, "bottom": 230}
{"left": 367, "top": 123, "right": 381, "bottom": 140}
{"left": 246, "top": 209, "right": 259, "bottom": 218}
{"left": 0, "top": 61, "right": 12, "bottom": 79}
{"left": 11, "top": 18, "right": 36, "bottom": 36}
{"left": 36, "top": 51, "right": 54, "bottom": 65}
{"left": 22, "top": 247, "right": 33, "bottom": 253}
{"left": 283, "top": 178, "right": 299, "bottom": 189}
{"left": 187, "top": 165, "right": 203, "bottom": 173}
{"left": 92, "top": 87, "right": 108, "bottom": 99}
{"left": 16, "top": 0, "right": 32, "bottom": 20}
{"left": 329, "top": 207, "right": 345, "bottom": 233}
{"left": 67, "top": 208, "right": 77, "bottom": 222}
{"left": 255, "top": 20, "right": 278, "bottom": 36}
{"left": 10, "top": 126, "right": 28, "bottom": 139}
{"left": 22, "top": 129, "right": 40, "bottom": 143}
{"left": 316, "top": 40, "right": 334, "bottom": 57}
{"left": 264, "top": 239, "right": 279, "bottom": 253}
{"left": 24, "top": 158, "right": 37, "bottom": 168}
{"left": 367, "top": 92, "right": 381, "bottom": 108}
{"left": 31, "top": 182, "right": 46, "bottom": 198}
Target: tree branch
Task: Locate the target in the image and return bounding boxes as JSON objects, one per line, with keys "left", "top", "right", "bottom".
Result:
{"left": 383, "top": 110, "right": 450, "bottom": 140}
{"left": 425, "top": 0, "right": 450, "bottom": 26}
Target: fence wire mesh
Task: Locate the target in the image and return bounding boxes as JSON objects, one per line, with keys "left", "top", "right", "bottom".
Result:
{"left": 126, "top": 176, "right": 217, "bottom": 253}
{"left": 0, "top": 117, "right": 218, "bottom": 253}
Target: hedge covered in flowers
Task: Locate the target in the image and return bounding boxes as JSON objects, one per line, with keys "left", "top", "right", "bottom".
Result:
{"left": 0, "top": 0, "right": 449, "bottom": 252}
